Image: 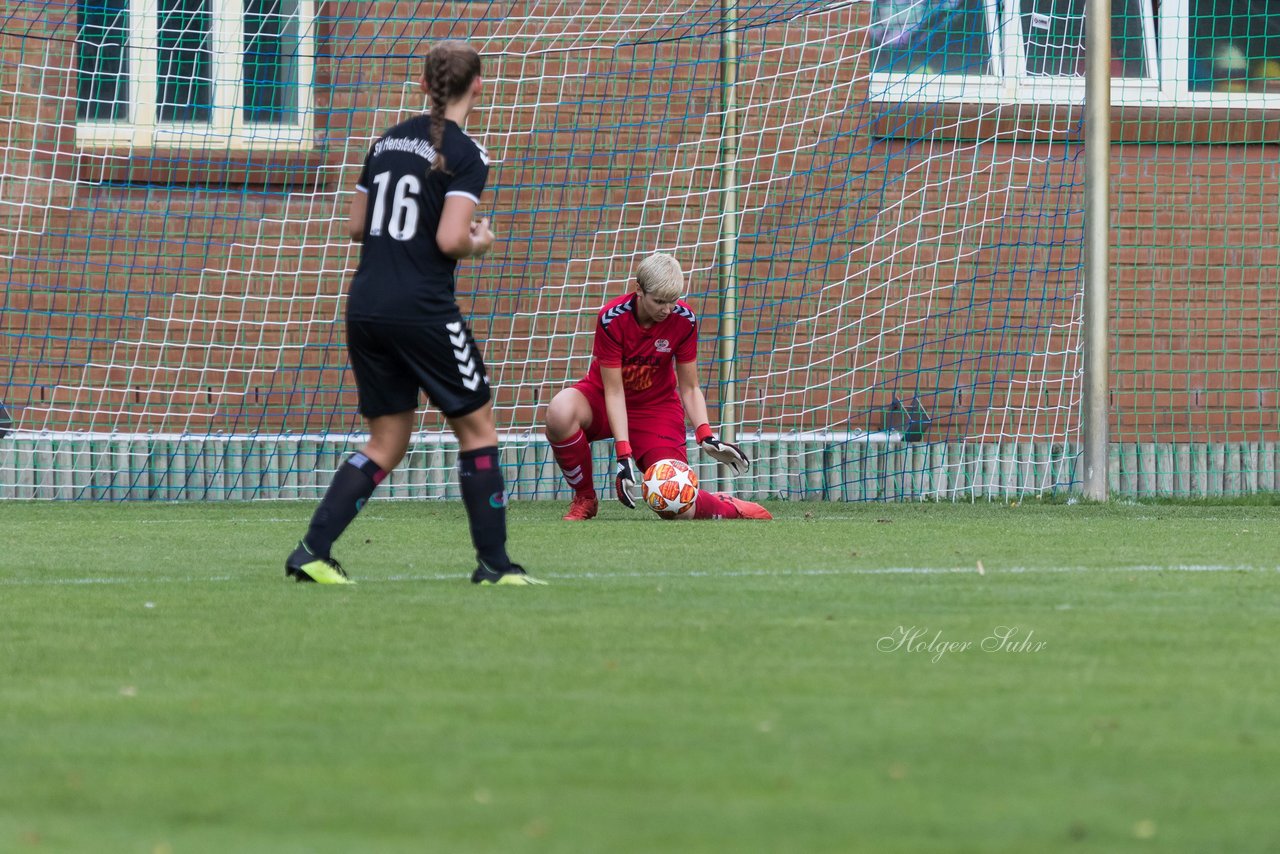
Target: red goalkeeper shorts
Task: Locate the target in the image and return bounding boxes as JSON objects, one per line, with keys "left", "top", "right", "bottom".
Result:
{"left": 572, "top": 381, "right": 688, "bottom": 469}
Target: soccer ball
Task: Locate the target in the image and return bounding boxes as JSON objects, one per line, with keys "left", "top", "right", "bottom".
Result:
{"left": 641, "top": 458, "right": 699, "bottom": 520}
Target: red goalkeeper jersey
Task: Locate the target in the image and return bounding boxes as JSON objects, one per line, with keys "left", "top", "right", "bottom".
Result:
{"left": 577, "top": 292, "right": 699, "bottom": 411}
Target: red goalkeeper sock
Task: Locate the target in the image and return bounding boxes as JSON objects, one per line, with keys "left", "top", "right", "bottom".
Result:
{"left": 692, "top": 490, "right": 740, "bottom": 519}
{"left": 550, "top": 429, "right": 595, "bottom": 497}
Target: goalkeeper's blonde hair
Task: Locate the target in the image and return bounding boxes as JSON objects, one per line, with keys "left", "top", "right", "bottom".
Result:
{"left": 635, "top": 253, "right": 684, "bottom": 301}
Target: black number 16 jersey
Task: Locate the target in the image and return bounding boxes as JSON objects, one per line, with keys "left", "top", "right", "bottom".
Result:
{"left": 347, "top": 115, "right": 490, "bottom": 322}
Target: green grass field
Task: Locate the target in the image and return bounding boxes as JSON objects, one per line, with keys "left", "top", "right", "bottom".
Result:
{"left": 2, "top": 500, "right": 1278, "bottom": 853}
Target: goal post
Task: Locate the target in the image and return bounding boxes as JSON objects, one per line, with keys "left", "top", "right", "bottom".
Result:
{"left": 1083, "top": 0, "right": 1110, "bottom": 501}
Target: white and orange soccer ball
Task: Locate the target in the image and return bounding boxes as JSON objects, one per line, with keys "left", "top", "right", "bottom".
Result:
{"left": 641, "top": 458, "right": 699, "bottom": 520}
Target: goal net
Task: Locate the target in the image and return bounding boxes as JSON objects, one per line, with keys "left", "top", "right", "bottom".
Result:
{"left": 1, "top": 1, "right": 1087, "bottom": 500}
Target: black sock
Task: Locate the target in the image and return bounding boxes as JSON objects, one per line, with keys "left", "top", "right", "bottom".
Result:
{"left": 457, "top": 446, "right": 512, "bottom": 572}
{"left": 303, "top": 451, "right": 385, "bottom": 557}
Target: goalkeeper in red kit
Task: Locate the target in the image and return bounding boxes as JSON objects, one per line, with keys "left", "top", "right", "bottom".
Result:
{"left": 543, "top": 253, "right": 771, "bottom": 521}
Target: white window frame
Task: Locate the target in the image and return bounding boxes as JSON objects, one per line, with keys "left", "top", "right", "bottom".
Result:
{"left": 870, "top": 0, "right": 1280, "bottom": 109}
{"left": 76, "top": 0, "right": 316, "bottom": 150}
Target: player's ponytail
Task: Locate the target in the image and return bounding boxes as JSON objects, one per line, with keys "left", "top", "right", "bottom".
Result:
{"left": 422, "top": 40, "right": 483, "bottom": 174}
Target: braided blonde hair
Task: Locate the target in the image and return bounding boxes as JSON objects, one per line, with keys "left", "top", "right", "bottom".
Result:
{"left": 422, "top": 40, "right": 482, "bottom": 173}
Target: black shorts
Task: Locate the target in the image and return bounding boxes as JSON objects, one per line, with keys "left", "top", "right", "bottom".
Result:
{"left": 346, "top": 316, "right": 491, "bottom": 419}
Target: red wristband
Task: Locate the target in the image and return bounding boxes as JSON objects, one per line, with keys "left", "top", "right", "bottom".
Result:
{"left": 695, "top": 423, "right": 714, "bottom": 443}
{"left": 616, "top": 440, "right": 633, "bottom": 459}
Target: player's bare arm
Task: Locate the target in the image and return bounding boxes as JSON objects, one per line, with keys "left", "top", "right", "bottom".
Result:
{"left": 675, "top": 359, "right": 711, "bottom": 427}
{"left": 600, "top": 365, "right": 630, "bottom": 448}
{"left": 601, "top": 364, "right": 639, "bottom": 508}
{"left": 675, "top": 358, "right": 749, "bottom": 474}
{"left": 438, "top": 196, "right": 494, "bottom": 259}
{"left": 347, "top": 189, "right": 367, "bottom": 242}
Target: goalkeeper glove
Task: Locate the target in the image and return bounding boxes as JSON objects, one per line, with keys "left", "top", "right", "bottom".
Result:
{"left": 614, "top": 441, "right": 639, "bottom": 509}
{"left": 696, "top": 423, "right": 750, "bottom": 475}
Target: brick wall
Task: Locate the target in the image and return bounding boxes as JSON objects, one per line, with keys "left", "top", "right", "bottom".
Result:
{"left": 1111, "top": 145, "right": 1280, "bottom": 441}
{"left": 1, "top": 3, "right": 1276, "bottom": 443}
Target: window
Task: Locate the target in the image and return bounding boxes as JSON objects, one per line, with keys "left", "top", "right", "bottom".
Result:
{"left": 76, "top": 0, "right": 315, "bottom": 148}
{"left": 1185, "top": 0, "right": 1280, "bottom": 94}
{"left": 870, "top": 0, "right": 1280, "bottom": 107}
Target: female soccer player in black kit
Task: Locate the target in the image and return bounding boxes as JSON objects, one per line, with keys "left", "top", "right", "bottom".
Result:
{"left": 286, "top": 41, "right": 543, "bottom": 586}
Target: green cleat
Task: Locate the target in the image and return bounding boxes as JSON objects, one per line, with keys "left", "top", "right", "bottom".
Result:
{"left": 286, "top": 542, "right": 355, "bottom": 585}
{"left": 471, "top": 562, "right": 548, "bottom": 586}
